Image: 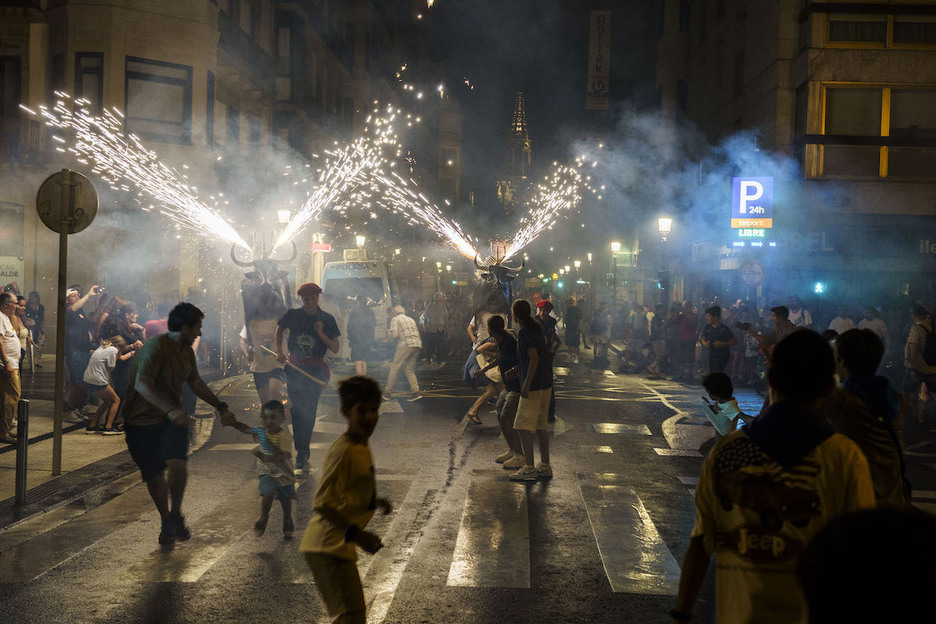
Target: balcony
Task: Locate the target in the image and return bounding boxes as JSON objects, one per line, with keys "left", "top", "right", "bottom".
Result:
{"left": 218, "top": 10, "right": 274, "bottom": 96}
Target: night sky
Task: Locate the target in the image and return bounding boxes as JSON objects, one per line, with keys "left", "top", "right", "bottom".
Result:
{"left": 429, "top": 0, "right": 661, "bottom": 212}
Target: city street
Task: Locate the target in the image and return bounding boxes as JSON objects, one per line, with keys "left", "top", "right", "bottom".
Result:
{"left": 2, "top": 356, "right": 935, "bottom": 624}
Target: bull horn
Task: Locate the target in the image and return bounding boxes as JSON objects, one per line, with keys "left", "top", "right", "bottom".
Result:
{"left": 474, "top": 254, "right": 485, "bottom": 270}
{"left": 231, "top": 244, "right": 253, "bottom": 267}
{"left": 503, "top": 258, "right": 524, "bottom": 272}
{"left": 272, "top": 241, "right": 297, "bottom": 263}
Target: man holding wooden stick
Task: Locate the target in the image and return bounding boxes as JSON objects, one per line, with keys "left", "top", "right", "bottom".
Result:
{"left": 275, "top": 283, "right": 341, "bottom": 472}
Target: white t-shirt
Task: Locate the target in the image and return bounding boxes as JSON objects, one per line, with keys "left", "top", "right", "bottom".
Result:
{"left": 828, "top": 317, "right": 856, "bottom": 335}
{"left": 83, "top": 345, "right": 117, "bottom": 385}
{"left": 0, "top": 312, "right": 20, "bottom": 369}
{"left": 858, "top": 318, "right": 888, "bottom": 342}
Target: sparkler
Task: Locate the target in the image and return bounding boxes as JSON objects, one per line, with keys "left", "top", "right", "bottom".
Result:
{"left": 21, "top": 94, "right": 251, "bottom": 250}
{"left": 503, "top": 159, "right": 596, "bottom": 261}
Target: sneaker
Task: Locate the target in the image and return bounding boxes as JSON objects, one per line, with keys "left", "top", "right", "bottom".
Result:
{"left": 85, "top": 426, "right": 102, "bottom": 435}
{"left": 407, "top": 393, "right": 423, "bottom": 402}
{"left": 382, "top": 394, "right": 393, "bottom": 402}
{"left": 494, "top": 450, "right": 515, "bottom": 464}
{"left": 508, "top": 465, "right": 539, "bottom": 482}
{"left": 536, "top": 463, "right": 553, "bottom": 479}
{"left": 64, "top": 410, "right": 86, "bottom": 424}
{"left": 169, "top": 511, "right": 191, "bottom": 541}
{"left": 254, "top": 516, "right": 268, "bottom": 537}
{"left": 502, "top": 455, "right": 526, "bottom": 469}
{"left": 101, "top": 427, "right": 123, "bottom": 436}
{"left": 158, "top": 518, "right": 175, "bottom": 546}
{"left": 79, "top": 405, "right": 97, "bottom": 416}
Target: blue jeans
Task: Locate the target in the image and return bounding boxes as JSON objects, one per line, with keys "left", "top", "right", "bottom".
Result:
{"left": 285, "top": 366, "right": 324, "bottom": 468}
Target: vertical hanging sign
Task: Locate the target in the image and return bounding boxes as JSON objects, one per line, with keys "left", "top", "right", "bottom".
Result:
{"left": 587, "top": 10, "right": 612, "bottom": 111}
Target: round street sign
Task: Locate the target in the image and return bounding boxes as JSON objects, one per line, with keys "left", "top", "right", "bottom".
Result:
{"left": 36, "top": 170, "right": 98, "bottom": 234}
{"left": 739, "top": 260, "right": 765, "bottom": 288}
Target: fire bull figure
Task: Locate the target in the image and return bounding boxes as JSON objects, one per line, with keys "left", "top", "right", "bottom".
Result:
{"left": 231, "top": 242, "right": 296, "bottom": 345}
{"left": 474, "top": 253, "right": 524, "bottom": 315}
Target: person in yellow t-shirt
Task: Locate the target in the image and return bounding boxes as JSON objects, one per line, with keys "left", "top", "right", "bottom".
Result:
{"left": 300, "top": 376, "right": 392, "bottom": 624}
{"left": 227, "top": 400, "right": 297, "bottom": 539}
{"left": 670, "top": 330, "right": 875, "bottom": 624}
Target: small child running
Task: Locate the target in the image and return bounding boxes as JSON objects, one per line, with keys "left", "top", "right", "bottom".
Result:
{"left": 300, "top": 376, "right": 393, "bottom": 624}
{"left": 700, "top": 372, "right": 752, "bottom": 440}
{"left": 228, "top": 400, "right": 297, "bottom": 538}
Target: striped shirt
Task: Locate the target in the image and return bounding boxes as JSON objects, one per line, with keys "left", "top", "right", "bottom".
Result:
{"left": 249, "top": 426, "right": 296, "bottom": 485}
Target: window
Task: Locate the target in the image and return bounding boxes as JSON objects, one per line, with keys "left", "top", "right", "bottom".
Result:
{"left": 124, "top": 57, "right": 193, "bottom": 144}
{"left": 894, "top": 17, "right": 936, "bottom": 46}
{"left": 827, "top": 15, "right": 886, "bottom": 45}
{"left": 206, "top": 71, "right": 215, "bottom": 148}
{"left": 0, "top": 57, "right": 22, "bottom": 160}
{"left": 75, "top": 53, "right": 103, "bottom": 114}
{"left": 819, "top": 85, "right": 936, "bottom": 179}
{"left": 249, "top": 115, "right": 260, "bottom": 150}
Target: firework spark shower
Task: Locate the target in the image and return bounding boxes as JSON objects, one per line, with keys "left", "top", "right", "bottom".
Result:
{"left": 21, "top": 94, "right": 252, "bottom": 251}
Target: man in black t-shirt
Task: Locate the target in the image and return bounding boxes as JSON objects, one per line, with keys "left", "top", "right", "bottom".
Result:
{"left": 276, "top": 283, "right": 341, "bottom": 471}
{"left": 64, "top": 286, "right": 101, "bottom": 416}
{"left": 699, "top": 305, "right": 736, "bottom": 374}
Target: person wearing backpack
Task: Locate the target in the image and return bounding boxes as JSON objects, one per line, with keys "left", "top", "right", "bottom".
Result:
{"left": 822, "top": 328, "right": 910, "bottom": 508}
{"left": 904, "top": 305, "right": 936, "bottom": 422}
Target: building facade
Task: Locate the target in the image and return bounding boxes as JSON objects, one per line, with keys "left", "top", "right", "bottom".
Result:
{"left": 657, "top": 0, "right": 936, "bottom": 309}
{"left": 0, "top": 0, "right": 461, "bottom": 345}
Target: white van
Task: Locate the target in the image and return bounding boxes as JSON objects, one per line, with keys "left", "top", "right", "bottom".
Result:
{"left": 321, "top": 251, "right": 397, "bottom": 359}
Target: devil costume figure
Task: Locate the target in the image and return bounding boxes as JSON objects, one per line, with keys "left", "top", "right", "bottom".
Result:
{"left": 275, "top": 283, "right": 340, "bottom": 471}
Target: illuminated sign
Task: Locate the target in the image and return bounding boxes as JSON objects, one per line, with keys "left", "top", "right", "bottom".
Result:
{"left": 731, "top": 177, "right": 773, "bottom": 229}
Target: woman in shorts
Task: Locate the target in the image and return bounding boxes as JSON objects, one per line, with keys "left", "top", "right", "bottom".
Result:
{"left": 83, "top": 335, "right": 132, "bottom": 434}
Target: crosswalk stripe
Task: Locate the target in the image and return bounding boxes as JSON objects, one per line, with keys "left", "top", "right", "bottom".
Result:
{"left": 126, "top": 480, "right": 258, "bottom": 582}
{"left": 590, "top": 423, "right": 651, "bottom": 435}
{"left": 654, "top": 448, "right": 702, "bottom": 457}
{"left": 580, "top": 481, "right": 681, "bottom": 595}
{"left": 446, "top": 479, "right": 530, "bottom": 588}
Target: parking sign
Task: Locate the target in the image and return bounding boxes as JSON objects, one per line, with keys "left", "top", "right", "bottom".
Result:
{"left": 731, "top": 177, "right": 773, "bottom": 229}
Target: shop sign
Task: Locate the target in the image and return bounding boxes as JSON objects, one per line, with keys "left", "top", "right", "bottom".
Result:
{"left": 731, "top": 177, "right": 773, "bottom": 230}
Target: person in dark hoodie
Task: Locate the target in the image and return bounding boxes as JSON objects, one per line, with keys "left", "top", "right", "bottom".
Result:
{"left": 821, "top": 328, "right": 910, "bottom": 508}
{"left": 670, "top": 330, "right": 875, "bottom": 624}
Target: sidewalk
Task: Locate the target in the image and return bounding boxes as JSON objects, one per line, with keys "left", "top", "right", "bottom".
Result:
{"left": 0, "top": 354, "right": 223, "bottom": 531}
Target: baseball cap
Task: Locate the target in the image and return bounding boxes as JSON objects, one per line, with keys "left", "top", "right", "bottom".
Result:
{"left": 65, "top": 288, "right": 79, "bottom": 298}
{"left": 297, "top": 283, "right": 323, "bottom": 296}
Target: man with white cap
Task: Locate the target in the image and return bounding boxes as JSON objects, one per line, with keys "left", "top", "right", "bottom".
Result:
{"left": 276, "top": 283, "right": 341, "bottom": 472}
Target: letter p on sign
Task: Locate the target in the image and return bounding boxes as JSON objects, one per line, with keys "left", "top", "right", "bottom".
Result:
{"left": 740, "top": 181, "right": 763, "bottom": 214}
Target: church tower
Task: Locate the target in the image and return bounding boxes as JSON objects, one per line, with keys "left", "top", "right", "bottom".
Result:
{"left": 497, "top": 90, "right": 534, "bottom": 216}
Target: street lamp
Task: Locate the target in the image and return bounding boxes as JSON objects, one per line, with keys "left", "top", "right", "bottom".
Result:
{"left": 355, "top": 235, "right": 366, "bottom": 248}
{"left": 277, "top": 210, "right": 291, "bottom": 224}
{"left": 610, "top": 241, "right": 621, "bottom": 302}
{"left": 657, "top": 217, "right": 673, "bottom": 305}
{"left": 574, "top": 260, "right": 581, "bottom": 269}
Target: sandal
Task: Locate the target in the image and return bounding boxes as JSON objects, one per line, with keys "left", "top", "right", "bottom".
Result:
{"left": 467, "top": 413, "right": 482, "bottom": 425}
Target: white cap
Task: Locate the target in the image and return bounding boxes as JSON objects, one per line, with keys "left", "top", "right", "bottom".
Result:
{"left": 65, "top": 288, "right": 79, "bottom": 298}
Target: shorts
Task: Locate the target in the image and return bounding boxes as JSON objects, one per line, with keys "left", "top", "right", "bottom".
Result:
{"left": 252, "top": 368, "right": 286, "bottom": 389}
{"left": 350, "top": 343, "right": 371, "bottom": 362}
{"left": 304, "top": 552, "right": 365, "bottom": 617}
{"left": 496, "top": 389, "right": 521, "bottom": 423}
{"left": 125, "top": 419, "right": 190, "bottom": 481}
{"left": 514, "top": 388, "right": 552, "bottom": 432}
{"left": 258, "top": 474, "right": 297, "bottom": 500}
{"left": 84, "top": 382, "right": 107, "bottom": 393}
{"left": 67, "top": 351, "right": 91, "bottom": 385}
{"left": 679, "top": 341, "right": 696, "bottom": 364}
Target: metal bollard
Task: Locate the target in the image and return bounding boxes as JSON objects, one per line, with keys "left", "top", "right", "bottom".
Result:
{"left": 15, "top": 399, "right": 29, "bottom": 507}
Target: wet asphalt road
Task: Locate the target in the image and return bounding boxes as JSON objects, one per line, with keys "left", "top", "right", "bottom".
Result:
{"left": 1, "top": 355, "right": 933, "bottom": 623}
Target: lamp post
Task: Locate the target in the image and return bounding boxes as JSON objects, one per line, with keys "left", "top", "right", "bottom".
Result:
{"left": 355, "top": 235, "right": 366, "bottom": 249}
{"left": 657, "top": 217, "right": 673, "bottom": 305}
{"left": 610, "top": 241, "right": 621, "bottom": 303}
